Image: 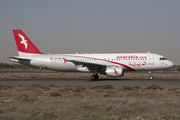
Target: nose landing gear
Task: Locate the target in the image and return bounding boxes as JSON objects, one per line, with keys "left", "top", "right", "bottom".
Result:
{"left": 149, "top": 71, "right": 153, "bottom": 80}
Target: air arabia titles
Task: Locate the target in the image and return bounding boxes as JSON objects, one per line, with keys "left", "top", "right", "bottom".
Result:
{"left": 117, "top": 55, "right": 147, "bottom": 59}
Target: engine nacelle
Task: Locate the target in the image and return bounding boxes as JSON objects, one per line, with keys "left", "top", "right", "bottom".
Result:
{"left": 105, "top": 67, "right": 124, "bottom": 77}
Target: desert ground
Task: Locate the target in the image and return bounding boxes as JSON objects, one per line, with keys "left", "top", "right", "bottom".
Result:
{"left": 0, "top": 84, "right": 180, "bottom": 120}
{"left": 0, "top": 70, "right": 180, "bottom": 120}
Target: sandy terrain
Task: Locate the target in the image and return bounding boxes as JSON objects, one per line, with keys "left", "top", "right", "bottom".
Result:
{"left": 0, "top": 84, "right": 180, "bottom": 120}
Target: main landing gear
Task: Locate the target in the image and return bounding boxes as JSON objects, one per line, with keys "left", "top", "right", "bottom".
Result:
{"left": 91, "top": 74, "right": 99, "bottom": 80}
{"left": 149, "top": 71, "right": 153, "bottom": 80}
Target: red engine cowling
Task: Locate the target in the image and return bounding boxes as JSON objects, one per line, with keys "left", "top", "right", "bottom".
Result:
{"left": 105, "top": 67, "right": 124, "bottom": 77}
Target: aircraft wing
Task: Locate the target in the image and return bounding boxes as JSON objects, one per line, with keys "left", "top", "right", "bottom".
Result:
{"left": 68, "top": 60, "right": 106, "bottom": 72}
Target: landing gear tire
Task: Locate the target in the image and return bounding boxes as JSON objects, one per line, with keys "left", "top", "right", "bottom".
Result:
{"left": 95, "top": 75, "right": 99, "bottom": 79}
{"left": 91, "top": 75, "right": 99, "bottom": 80}
{"left": 91, "top": 75, "right": 96, "bottom": 80}
{"left": 149, "top": 76, "right": 153, "bottom": 80}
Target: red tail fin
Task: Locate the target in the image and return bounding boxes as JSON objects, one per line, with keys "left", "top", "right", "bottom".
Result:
{"left": 13, "top": 29, "right": 43, "bottom": 56}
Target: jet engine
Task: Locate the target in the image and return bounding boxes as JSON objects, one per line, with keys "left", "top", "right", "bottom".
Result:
{"left": 105, "top": 67, "right": 124, "bottom": 77}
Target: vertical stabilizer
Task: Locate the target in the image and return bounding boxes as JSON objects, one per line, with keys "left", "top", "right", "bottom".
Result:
{"left": 13, "top": 29, "right": 43, "bottom": 56}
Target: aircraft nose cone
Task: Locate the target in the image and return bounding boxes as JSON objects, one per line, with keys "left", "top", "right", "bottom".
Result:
{"left": 169, "top": 61, "right": 174, "bottom": 68}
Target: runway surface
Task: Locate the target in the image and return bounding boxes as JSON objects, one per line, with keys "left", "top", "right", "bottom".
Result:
{"left": 0, "top": 78, "right": 180, "bottom": 88}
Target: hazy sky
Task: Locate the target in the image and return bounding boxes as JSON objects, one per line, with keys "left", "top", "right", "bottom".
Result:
{"left": 0, "top": 0, "right": 180, "bottom": 64}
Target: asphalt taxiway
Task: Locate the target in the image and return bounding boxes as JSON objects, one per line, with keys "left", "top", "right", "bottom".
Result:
{"left": 0, "top": 78, "right": 180, "bottom": 88}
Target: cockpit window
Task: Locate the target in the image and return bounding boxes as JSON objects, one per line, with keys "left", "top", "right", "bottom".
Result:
{"left": 160, "top": 57, "right": 167, "bottom": 60}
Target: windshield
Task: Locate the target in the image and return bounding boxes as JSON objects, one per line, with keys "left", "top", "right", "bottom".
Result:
{"left": 160, "top": 57, "right": 167, "bottom": 60}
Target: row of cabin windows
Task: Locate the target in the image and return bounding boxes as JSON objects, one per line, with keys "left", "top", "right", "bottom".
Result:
{"left": 51, "top": 58, "right": 148, "bottom": 61}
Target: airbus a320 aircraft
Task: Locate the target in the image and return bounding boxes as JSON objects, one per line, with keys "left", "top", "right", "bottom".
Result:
{"left": 9, "top": 29, "right": 173, "bottom": 80}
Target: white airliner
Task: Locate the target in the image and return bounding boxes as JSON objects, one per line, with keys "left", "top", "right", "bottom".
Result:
{"left": 9, "top": 29, "right": 173, "bottom": 80}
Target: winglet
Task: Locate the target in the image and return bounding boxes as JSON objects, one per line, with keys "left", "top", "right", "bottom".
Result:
{"left": 13, "top": 29, "right": 43, "bottom": 56}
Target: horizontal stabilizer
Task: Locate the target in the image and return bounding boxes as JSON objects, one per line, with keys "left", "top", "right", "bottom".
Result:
{"left": 8, "top": 56, "right": 31, "bottom": 65}
{"left": 8, "top": 56, "right": 31, "bottom": 61}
